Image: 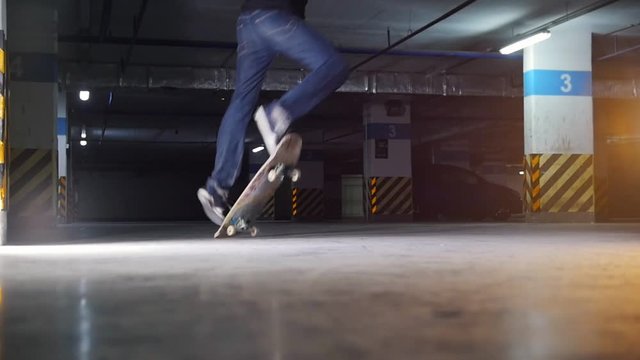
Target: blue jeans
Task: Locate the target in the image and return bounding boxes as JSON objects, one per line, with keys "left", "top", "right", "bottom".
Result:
{"left": 207, "top": 10, "right": 349, "bottom": 193}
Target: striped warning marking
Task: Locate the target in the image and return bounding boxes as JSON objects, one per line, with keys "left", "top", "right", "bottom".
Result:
{"left": 0, "top": 34, "right": 6, "bottom": 211}
{"left": 370, "top": 177, "right": 378, "bottom": 214}
{"left": 524, "top": 154, "right": 542, "bottom": 213}
{"left": 292, "top": 188, "right": 324, "bottom": 219}
{"left": 260, "top": 196, "right": 275, "bottom": 220}
{"left": 526, "top": 153, "right": 594, "bottom": 214}
{"left": 0, "top": 47, "right": 5, "bottom": 74}
{"left": 9, "top": 149, "right": 55, "bottom": 217}
{"left": 369, "top": 177, "right": 413, "bottom": 216}
{"left": 0, "top": 95, "right": 4, "bottom": 124}
{"left": 540, "top": 154, "right": 594, "bottom": 213}
{"left": 57, "top": 176, "right": 67, "bottom": 220}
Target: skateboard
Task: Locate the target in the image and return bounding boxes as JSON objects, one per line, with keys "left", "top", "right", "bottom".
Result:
{"left": 215, "top": 133, "right": 302, "bottom": 238}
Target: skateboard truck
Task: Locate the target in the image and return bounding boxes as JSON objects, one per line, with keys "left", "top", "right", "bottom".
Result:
{"left": 226, "top": 217, "right": 259, "bottom": 237}
{"left": 268, "top": 163, "right": 301, "bottom": 183}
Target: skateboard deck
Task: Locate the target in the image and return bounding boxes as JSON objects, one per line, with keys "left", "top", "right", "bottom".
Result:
{"left": 215, "top": 133, "right": 302, "bottom": 238}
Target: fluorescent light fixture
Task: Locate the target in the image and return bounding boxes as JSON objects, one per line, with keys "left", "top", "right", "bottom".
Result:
{"left": 80, "top": 140, "right": 88, "bottom": 147}
{"left": 79, "top": 90, "right": 91, "bottom": 102}
{"left": 500, "top": 31, "right": 551, "bottom": 55}
{"left": 252, "top": 146, "right": 265, "bottom": 153}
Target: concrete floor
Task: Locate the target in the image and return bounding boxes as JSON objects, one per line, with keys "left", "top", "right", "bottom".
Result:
{"left": 1, "top": 222, "right": 640, "bottom": 359}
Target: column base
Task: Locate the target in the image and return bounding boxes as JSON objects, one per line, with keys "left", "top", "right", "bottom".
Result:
{"left": 526, "top": 212, "right": 595, "bottom": 223}
{"left": 0, "top": 211, "right": 6, "bottom": 245}
{"left": 370, "top": 214, "right": 414, "bottom": 223}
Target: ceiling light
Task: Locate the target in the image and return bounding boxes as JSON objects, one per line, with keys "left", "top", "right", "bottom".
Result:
{"left": 79, "top": 90, "right": 91, "bottom": 102}
{"left": 499, "top": 31, "right": 551, "bottom": 55}
{"left": 80, "top": 140, "right": 88, "bottom": 147}
{"left": 252, "top": 146, "right": 265, "bottom": 153}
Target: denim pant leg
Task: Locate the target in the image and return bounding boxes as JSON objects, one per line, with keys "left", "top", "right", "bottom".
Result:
{"left": 208, "top": 15, "right": 274, "bottom": 193}
{"left": 254, "top": 11, "right": 349, "bottom": 121}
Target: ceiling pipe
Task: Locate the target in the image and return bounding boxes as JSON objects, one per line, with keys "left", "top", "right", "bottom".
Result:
{"left": 604, "top": 22, "right": 640, "bottom": 36}
{"left": 122, "top": 0, "right": 149, "bottom": 74}
{"left": 517, "top": 0, "right": 622, "bottom": 38}
{"left": 98, "top": 0, "right": 113, "bottom": 42}
{"left": 61, "top": 62, "right": 640, "bottom": 98}
{"left": 58, "top": 35, "right": 516, "bottom": 60}
{"left": 349, "top": 0, "right": 478, "bottom": 71}
{"left": 341, "top": 47, "right": 514, "bottom": 60}
{"left": 597, "top": 22, "right": 640, "bottom": 60}
{"left": 60, "top": 62, "right": 524, "bottom": 97}
{"left": 598, "top": 42, "right": 640, "bottom": 61}
{"left": 437, "top": 0, "right": 624, "bottom": 79}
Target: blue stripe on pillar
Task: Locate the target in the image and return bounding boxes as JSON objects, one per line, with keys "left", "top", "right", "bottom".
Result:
{"left": 57, "top": 117, "right": 68, "bottom": 136}
{"left": 524, "top": 70, "right": 592, "bottom": 97}
{"left": 366, "top": 124, "right": 411, "bottom": 140}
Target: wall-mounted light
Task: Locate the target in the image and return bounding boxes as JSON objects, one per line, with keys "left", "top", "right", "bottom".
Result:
{"left": 519, "top": 170, "right": 525, "bottom": 176}
{"left": 252, "top": 146, "right": 265, "bottom": 153}
{"left": 500, "top": 31, "right": 551, "bottom": 55}
{"left": 79, "top": 90, "right": 91, "bottom": 102}
{"left": 80, "top": 140, "right": 88, "bottom": 147}
{"left": 81, "top": 125, "right": 87, "bottom": 139}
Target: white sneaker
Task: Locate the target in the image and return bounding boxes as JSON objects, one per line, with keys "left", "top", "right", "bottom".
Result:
{"left": 197, "top": 188, "right": 227, "bottom": 226}
{"left": 254, "top": 104, "right": 291, "bottom": 156}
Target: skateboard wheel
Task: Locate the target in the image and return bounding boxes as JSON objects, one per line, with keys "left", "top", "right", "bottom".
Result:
{"left": 290, "top": 169, "right": 301, "bottom": 182}
{"left": 268, "top": 169, "right": 277, "bottom": 183}
{"left": 250, "top": 226, "right": 259, "bottom": 237}
{"left": 226, "top": 226, "right": 237, "bottom": 237}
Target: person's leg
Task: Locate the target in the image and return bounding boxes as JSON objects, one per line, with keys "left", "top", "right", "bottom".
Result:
{"left": 199, "top": 12, "right": 275, "bottom": 224}
{"left": 251, "top": 10, "right": 349, "bottom": 154}
{"left": 256, "top": 11, "right": 349, "bottom": 121}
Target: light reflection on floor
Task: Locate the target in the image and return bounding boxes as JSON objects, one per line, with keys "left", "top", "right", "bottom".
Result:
{"left": 1, "top": 222, "right": 640, "bottom": 359}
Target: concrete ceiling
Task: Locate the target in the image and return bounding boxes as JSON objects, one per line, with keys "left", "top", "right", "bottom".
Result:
{"left": 57, "top": 0, "right": 640, "bottom": 75}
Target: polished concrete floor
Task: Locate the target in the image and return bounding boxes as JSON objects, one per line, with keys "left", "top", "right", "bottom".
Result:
{"left": 1, "top": 222, "right": 640, "bottom": 359}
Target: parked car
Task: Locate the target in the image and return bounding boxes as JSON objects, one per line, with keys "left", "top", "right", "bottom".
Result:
{"left": 417, "top": 164, "right": 522, "bottom": 221}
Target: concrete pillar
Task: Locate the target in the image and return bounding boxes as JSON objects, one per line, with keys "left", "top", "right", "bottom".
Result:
{"left": 7, "top": 0, "right": 58, "bottom": 231}
{"left": 57, "top": 91, "right": 67, "bottom": 177}
{"left": 523, "top": 30, "right": 595, "bottom": 222}
{"left": 292, "top": 150, "right": 324, "bottom": 221}
{"left": 57, "top": 90, "right": 67, "bottom": 222}
{"left": 363, "top": 100, "right": 413, "bottom": 221}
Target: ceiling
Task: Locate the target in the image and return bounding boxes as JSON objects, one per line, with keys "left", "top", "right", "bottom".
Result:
{"left": 56, "top": 0, "right": 640, "bottom": 76}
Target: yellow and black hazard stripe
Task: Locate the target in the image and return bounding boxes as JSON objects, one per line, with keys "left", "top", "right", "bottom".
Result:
{"left": 292, "top": 187, "right": 324, "bottom": 219}
{"left": 259, "top": 196, "right": 275, "bottom": 220}
{"left": 9, "top": 149, "right": 55, "bottom": 217}
{"left": 526, "top": 153, "right": 594, "bottom": 215}
{"left": 539, "top": 154, "right": 594, "bottom": 213}
{"left": 370, "top": 177, "right": 379, "bottom": 214}
{"left": 524, "top": 154, "right": 542, "bottom": 213}
{"left": 57, "top": 176, "right": 67, "bottom": 221}
{"left": 0, "top": 32, "right": 7, "bottom": 212}
{"left": 369, "top": 177, "right": 413, "bottom": 216}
